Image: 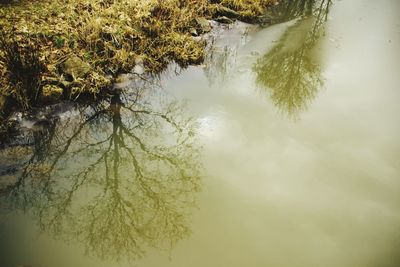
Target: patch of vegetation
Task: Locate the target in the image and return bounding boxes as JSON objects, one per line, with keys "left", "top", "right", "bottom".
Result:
{"left": 216, "top": 0, "right": 276, "bottom": 22}
{"left": 0, "top": 31, "right": 45, "bottom": 110}
{"left": 0, "top": 0, "right": 276, "bottom": 119}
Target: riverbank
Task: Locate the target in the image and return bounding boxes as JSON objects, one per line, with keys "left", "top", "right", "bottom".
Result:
{"left": 0, "top": 0, "right": 277, "bottom": 131}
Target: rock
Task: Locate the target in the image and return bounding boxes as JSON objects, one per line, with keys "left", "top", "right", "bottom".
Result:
{"left": 259, "top": 13, "right": 274, "bottom": 25}
{"left": 133, "top": 56, "right": 145, "bottom": 75}
{"left": 195, "top": 17, "right": 211, "bottom": 33}
{"left": 40, "top": 84, "right": 63, "bottom": 103}
{"left": 214, "top": 5, "right": 240, "bottom": 19}
{"left": 214, "top": 16, "right": 234, "bottom": 24}
{"left": 61, "top": 55, "right": 91, "bottom": 79}
{"left": 189, "top": 28, "right": 198, "bottom": 36}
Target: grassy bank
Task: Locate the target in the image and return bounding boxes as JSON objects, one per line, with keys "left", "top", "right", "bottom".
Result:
{"left": 0, "top": 0, "right": 276, "bottom": 124}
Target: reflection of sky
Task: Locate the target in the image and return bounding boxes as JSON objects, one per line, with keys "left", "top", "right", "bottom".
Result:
{"left": 2, "top": 0, "right": 400, "bottom": 266}
{"left": 161, "top": 1, "right": 400, "bottom": 266}
{"left": 197, "top": 116, "right": 218, "bottom": 139}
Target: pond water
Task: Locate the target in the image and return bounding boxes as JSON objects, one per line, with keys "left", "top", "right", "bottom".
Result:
{"left": 1, "top": 0, "right": 400, "bottom": 266}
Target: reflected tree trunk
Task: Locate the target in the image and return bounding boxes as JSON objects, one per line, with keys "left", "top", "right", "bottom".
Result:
{"left": 253, "top": 0, "right": 332, "bottom": 117}
{"left": 0, "top": 87, "right": 202, "bottom": 261}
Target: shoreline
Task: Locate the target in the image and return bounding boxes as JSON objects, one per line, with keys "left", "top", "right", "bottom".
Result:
{"left": 0, "top": 0, "right": 278, "bottom": 126}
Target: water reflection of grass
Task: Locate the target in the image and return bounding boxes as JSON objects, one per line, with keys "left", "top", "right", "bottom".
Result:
{"left": 0, "top": 83, "right": 202, "bottom": 261}
{"left": 253, "top": 0, "right": 332, "bottom": 117}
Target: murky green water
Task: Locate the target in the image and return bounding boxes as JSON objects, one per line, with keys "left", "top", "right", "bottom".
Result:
{"left": 1, "top": 0, "right": 400, "bottom": 266}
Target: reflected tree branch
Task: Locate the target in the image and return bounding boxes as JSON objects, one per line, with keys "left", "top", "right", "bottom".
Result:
{"left": 1, "top": 87, "right": 202, "bottom": 261}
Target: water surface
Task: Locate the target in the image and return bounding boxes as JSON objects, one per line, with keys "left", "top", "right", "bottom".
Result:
{"left": 1, "top": 0, "right": 400, "bottom": 266}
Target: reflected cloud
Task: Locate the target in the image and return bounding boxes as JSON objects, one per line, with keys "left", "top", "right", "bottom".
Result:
{"left": 0, "top": 80, "right": 202, "bottom": 261}
{"left": 253, "top": 0, "right": 332, "bottom": 117}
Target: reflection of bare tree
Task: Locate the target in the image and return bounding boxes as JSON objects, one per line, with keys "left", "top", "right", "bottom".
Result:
{"left": 1, "top": 86, "right": 201, "bottom": 261}
{"left": 203, "top": 25, "right": 253, "bottom": 86}
{"left": 204, "top": 44, "right": 239, "bottom": 86}
{"left": 269, "top": 0, "right": 332, "bottom": 23}
{"left": 253, "top": 0, "right": 332, "bottom": 117}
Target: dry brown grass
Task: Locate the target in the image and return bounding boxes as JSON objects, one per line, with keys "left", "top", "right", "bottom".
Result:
{"left": 218, "top": 0, "right": 275, "bottom": 21}
{"left": 0, "top": 0, "right": 276, "bottom": 113}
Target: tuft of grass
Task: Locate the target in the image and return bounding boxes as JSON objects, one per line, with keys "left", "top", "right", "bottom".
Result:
{"left": 0, "top": 31, "right": 46, "bottom": 110}
{"left": 213, "top": 0, "right": 276, "bottom": 22}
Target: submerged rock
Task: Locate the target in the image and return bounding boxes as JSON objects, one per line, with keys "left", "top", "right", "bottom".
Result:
{"left": 214, "top": 16, "right": 234, "bottom": 24}
{"left": 214, "top": 5, "right": 240, "bottom": 19}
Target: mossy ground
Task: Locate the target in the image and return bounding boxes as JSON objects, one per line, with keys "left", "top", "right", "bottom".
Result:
{"left": 0, "top": 0, "right": 276, "bottom": 125}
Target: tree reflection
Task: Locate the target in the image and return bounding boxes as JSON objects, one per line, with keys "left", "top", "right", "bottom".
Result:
{"left": 204, "top": 45, "right": 238, "bottom": 86}
{"left": 268, "top": 0, "right": 332, "bottom": 23}
{"left": 1, "top": 84, "right": 202, "bottom": 261}
{"left": 254, "top": 0, "right": 332, "bottom": 117}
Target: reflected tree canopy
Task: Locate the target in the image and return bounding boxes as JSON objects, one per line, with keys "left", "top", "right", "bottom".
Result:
{"left": 254, "top": 0, "right": 332, "bottom": 116}
{"left": 0, "top": 83, "right": 202, "bottom": 261}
